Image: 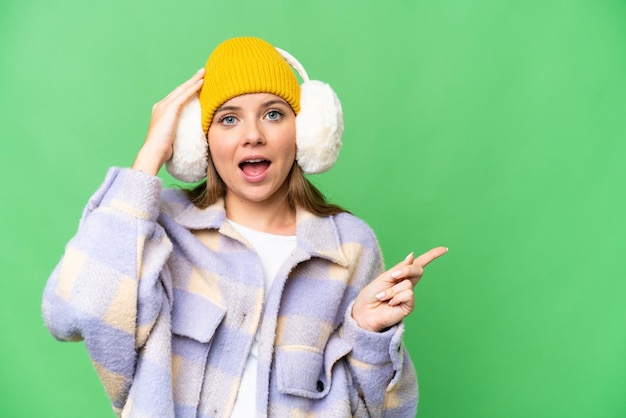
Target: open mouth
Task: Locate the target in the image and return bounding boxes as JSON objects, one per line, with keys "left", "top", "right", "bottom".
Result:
{"left": 239, "top": 159, "right": 271, "bottom": 177}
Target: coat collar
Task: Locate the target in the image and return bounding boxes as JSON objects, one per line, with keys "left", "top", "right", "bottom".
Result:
{"left": 164, "top": 195, "right": 349, "bottom": 267}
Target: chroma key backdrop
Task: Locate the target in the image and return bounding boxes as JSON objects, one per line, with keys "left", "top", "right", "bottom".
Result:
{"left": 1, "top": 0, "right": 625, "bottom": 417}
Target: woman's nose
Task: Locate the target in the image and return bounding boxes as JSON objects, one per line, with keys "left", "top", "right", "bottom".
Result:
{"left": 243, "top": 120, "right": 265, "bottom": 146}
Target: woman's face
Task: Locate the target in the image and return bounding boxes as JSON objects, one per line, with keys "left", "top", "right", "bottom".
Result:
{"left": 207, "top": 93, "right": 297, "bottom": 207}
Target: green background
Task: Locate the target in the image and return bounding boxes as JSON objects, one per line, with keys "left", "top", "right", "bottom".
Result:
{"left": 1, "top": 0, "right": 625, "bottom": 417}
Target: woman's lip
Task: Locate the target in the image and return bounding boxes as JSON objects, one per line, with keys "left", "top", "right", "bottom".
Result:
{"left": 238, "top": 155, "right": 270, "bottom": 165}
{"left": 239, "top": 160, "right": 271, "bottom": 183}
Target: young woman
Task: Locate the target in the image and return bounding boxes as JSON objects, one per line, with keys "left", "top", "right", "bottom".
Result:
{"left": 43, "top": 37, "right": 446, "bottom": 418}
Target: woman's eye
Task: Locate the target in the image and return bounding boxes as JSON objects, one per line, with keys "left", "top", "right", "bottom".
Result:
{"left": 221, "top": 116, "right": 237, "bottom": 125}
{"left": 266, "top": 110, "right": 282, "bottom": 121}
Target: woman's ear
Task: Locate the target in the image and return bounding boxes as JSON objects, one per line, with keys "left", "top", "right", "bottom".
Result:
{"left": 165, "top": 93, "right": 209, "bottom": 182}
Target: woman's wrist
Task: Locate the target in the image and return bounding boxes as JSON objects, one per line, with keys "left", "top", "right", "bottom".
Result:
{"left": 132, "top": 145, "right": 169, "bottom": 176}
{"left": 351, "top": 305, "right": 385, "bottom": 333}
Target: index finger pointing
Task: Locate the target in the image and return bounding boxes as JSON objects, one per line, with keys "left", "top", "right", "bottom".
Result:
{"left": 414, "top": 246, "right": 448, "bottom": 268}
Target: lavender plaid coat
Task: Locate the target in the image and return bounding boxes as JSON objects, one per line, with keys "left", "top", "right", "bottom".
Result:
{"left": 42, "top": 168, "right": 418, "bottom": 417}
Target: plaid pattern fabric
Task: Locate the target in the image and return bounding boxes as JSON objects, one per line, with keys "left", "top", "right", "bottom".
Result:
{"left": 43, "top": 167, "right": 418, "bottom": 418}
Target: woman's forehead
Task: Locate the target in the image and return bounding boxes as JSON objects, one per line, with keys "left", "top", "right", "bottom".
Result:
{"left": 216, "top": 93, "right": 290, "bottom": 110}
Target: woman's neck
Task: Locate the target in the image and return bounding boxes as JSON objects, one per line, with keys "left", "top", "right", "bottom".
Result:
{"left": 224, "top": 192, "right": 296, "bottom": 236}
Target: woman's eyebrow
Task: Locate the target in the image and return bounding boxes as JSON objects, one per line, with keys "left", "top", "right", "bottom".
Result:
{"left": 262, "top": 99, "right": 290, "bottom": 108}
{"left": 215, "top": 99, "right": 290, "bottom": 114}
{"left": 214, "top": 105, "right": 240, "bottom": 113}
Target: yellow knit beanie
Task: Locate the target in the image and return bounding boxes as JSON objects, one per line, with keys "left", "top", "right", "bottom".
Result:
{"left": 199, "top": 37, "right": 301, "bottom": 133}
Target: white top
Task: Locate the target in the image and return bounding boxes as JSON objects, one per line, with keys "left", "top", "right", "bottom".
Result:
{"left": 228, "top": 220, "right": 296, "bottom": 418}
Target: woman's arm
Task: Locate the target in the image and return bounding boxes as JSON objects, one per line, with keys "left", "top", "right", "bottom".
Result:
{"left": 341, "top": 230, "right": 446, "bottom": 417}
{"left": 42, "top": 167, "right": 173, "bottom": 412}
{"left": 43, "top": 66, "right": 206, "bottom": 343}
{"left": 42, "top": 69, "right": 205, "bottom": 413}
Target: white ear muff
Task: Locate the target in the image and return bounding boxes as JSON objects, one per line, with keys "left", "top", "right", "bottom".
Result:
{"left": 165, "top": 93, "right": 208, "bottom": 182}
{"left": 276, "top": 48, "right": 344, "bottom": 174}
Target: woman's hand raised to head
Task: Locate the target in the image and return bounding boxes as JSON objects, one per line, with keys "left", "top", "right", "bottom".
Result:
{"left": 352, "top": 246, "right": 448, "bottom": 333}
{"left": 132, "top": 68, "right": 205, "bottom": 176}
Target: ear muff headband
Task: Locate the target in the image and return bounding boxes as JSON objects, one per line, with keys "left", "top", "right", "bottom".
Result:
{"left": 166, "top": 46, "right": 343, "bottom": 182}
{"left": 275, "top": 48, "right": 310, "bottom": 82}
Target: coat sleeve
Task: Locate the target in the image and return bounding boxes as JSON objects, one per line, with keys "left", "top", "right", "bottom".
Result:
{"left": 341, "top": 306, "right": 418, "bottom": 417}
{"left": 41, "top": 167, "right": 174, "bottom": 413}
{"left": 334, "top": 215, "right": 418, "bottom": 417}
